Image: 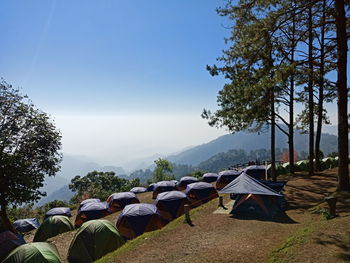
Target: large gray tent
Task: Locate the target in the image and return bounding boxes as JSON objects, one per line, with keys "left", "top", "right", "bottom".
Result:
{"left": 220, "top": 173, "right": 284, "bottom": 218}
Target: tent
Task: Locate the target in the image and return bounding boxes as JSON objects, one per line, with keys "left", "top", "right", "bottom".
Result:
{"left": 2, "top": 242, "right": 62, "bottom": 263}
{"left": 243, "top": 165, "right": 266, "bottom": 180}
{"left": 0, "top": 231, "right": 25, "bottom": 262}
{"left": 216, "top": 170, "right": 241, "bottom": 190}
{"left": 282, "top": 162, "right": 290, "bottom": 170}
{"left": 154, "top": 191, "right": 190, "bottom": 222}
{"left": 296, "top": 160, "right": 309, "bottom": 171}
{"left": 147, "top": 183, "right": 157, "bottom": 192}
{"left": 44, "top": 207, "right": 72, "bottom": 220}
{"left": 33, "top": 215, "right": 74, "bottom": 242}
{"left": 202, "top": 173, "right": 218, "bottom": 183}
{"left": 176, "top": 176, "right": 198, "bottom": 190}
{"left": 68, "top": 220, "right": 125, "bottom": 263}
{"left": 107, "top": 192, "right": 140, "bottom": 213}
{"left": 78, "top": 199, "right": 101, "bottom": 211}
{"left": 152, "top": 181, "right": 176, "bottom": 199}
{"left": 258, "top": 180, "right": 287, "bottom": 193}
{"left": 75, "top": 202, "right": 109, "bottom": 228}
{"left": 322, "top": 157, "right": 338, "bottom": 169}
{"left": 220, "top": 173, "right": 285, "bottom": 218}
{"left": 116, "top": 203, "right": 164, "bottom": 240}
{"left": 185, "top": 182, "right": 219, "bottom": 207}
{"left": 13, "top": 218, "right": 40, "bottom": 233}
{"left": 130, "top": 187, "right": 147, "bottom": 194}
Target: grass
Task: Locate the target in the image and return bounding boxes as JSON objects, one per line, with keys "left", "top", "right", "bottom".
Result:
{"left": 95, "top": 200, "right": 213, "bottom": 263}
{"left": 267, "top": 223, "right": 314, "bottom": 263}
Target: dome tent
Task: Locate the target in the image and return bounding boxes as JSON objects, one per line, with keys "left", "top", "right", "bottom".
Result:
{"left": 78, "top": 199, "right": 101, "bottom": 211}
{"left": 3, "top": 242, "right": 62, "bottom": 263}
{"left": 216, "top": 170, "right": 241, "bottom": 190}
{"left": 243, "top": 165, "right": 266, "bottom": 180}
{"left": 154, "top": 191, "right": 190, "bottom": 222}
{"left": 75, "top": 201, "right": 109, "bottom": 228}
{"left": 107, "top": 192, "right": 140, "bottom": 213}
{"left": 202, "top": 173, "right": 218, "bottom": 183}
{"left": 68, "top": 220, "right": 125, "bottom": 263}
{"left": 146, "top": 183, "right": 157, "bottom": 192}
{"left": 130, "top": 187, "right": 147, "bottom": 193}
{"left": 296, "top": 160, "right": 309, "bottom": 171}
{"left": 0, "top": 231, "right": 25, "bottom": 262}
{"left": 33, "top": 215, "right": 74, "bottom": 242}
{"left": 44, "top": 207, "right": 72, "bottom": 220}
{"left": 116, "top": 203, "right": 164, "bottom": 240}
{"left": 13, "top": 218, "right": 40, "bottom": 233}
{"left": 185, "top": 182, "right": 219, "bottom": 207}
{"left": 176, "top": 176, "right": 198, "bottom": 190}
{"left": 152, "top": 181, "right": 177, "bottom": 199}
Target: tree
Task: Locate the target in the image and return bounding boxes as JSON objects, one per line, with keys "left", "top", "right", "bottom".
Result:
{"left": 69, "top": 171, "right": 140, "bottom": 201}
{"left": 153, "top": 158, "right": 174, "bottom": 182}
{"left": 0, "top": 80, "right": 62, "bottom": 230}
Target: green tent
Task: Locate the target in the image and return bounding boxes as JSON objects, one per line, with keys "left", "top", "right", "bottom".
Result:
{"left": 296, "top": 160, "right": 309, "bottom": 171}
{"left": 68, "top": 219, "right": 125, "bottom": 263}
{"left": 33, "top": 215, "right": 74, "bottom": 242}
{"left": 282, "top": 162, "right": 290, "bottom": 170}
{"left": 266, "top": 164, "right": 287, "bottom": 176}
{"left": 2, "top": 242, "right": 62, "bottom": 263}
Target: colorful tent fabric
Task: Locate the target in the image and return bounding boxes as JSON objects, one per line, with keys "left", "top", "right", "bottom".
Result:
{"left": 152, "top": 181, "right": 177, "bottom": 199}
{"left": 116, "top": 203, "right": 164, "bottom": 240}
{"left": 75, "top": 202, "right": 109, "bottom": 228}
{"left": 176, "top": 176, "right": 198, "bottom": 190}
{"left": 130, "top": 187, "right": 147, "bottom": 193}
{"left": 216, "top": 170, "right": 241, "bottom": 190}
{"left": 44, "top": 207, "right": 72, "bottom": 220}
{"left": 33, "top": 215, "right": 74, "bottom": 242}
{"left": 13, "top": 218, "right": 40, "bottom": 233}
{"left": 185, "top": 182, "right": 219, "bottom": 207}
{"left": 2, "top": 242, "right": 62, "bottom": 263}
{"left": 68, "top": 220, "right": 125, "bottom": 263}
{"left": 107, "top": 192, "right": 140, "bottom": 213}
{"left": 154, "top": 191, "right": 190, "bottom": 221}
{"left": 0, "top": 231, "right": 25, "bottom": 262}
{"left": 243, "top": 165, "right": 266, "bottom": 180}
{"left": 202, "top": 173, "right": 218, "bottom": 183}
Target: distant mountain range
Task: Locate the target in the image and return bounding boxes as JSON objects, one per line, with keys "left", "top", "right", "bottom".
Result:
{"left": 38, "top": 125, "right": 344, "bottom": 205}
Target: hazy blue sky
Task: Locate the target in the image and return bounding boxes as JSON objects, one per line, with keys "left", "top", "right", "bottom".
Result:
{"left": 0, "top": 1, "right": 344, "bottom": 168}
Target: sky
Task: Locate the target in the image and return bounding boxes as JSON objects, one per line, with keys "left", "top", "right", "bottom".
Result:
{"left": 0, "top": 0, "right": 231, "bottom": 166}
{"left": 0, "top": 1, "right": 345, "bottom": 168}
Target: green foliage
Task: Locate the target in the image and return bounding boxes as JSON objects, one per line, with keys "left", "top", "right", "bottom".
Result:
{"left": 69, "top": 171, "right": 140, "bottom": 201}
{"left": 152, "top": 158, "right": 174, "bottom": 182}
{"left": 186, "top": 170, "right": 205, "bottom": 179}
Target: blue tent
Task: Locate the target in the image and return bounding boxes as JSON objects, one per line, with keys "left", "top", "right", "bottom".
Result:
{"left": 0, "top": 231, "right": 26, "bottom": 262}
{"left": 75, "top": 201, "right": 109, "bottom": 228}
{"left": 146, "top": 183, "right": 157, "bottom": 192}
{"left": 107, "top": 192, "right": 139, "bottom": 213}
{"left": 177, "top": 176, "right": 198, "bottom": 190}
{"left": 13, "top": 218, "right": 40, "bottom": 233}
{"left": 259, "top": 180, "right": 287, "bottom": 193}
{"left": 116, "top": 203, "right": 164, "bottom": 239}
{"left": 202, "top": 173, "right": 218, "bottom": 183}
{"left": 185, "top": 182, "right": 218, "bottom": 207}
{"left": 219, "top": 173, "right": 285, "bottom": 218}
{"left": 154, "top": 191, "right": 190, "bottom": 221}
{"left": 216, "top": 170, "right": 241, "bottom": 190}
{"left": 44, "top": 207, "right": 72, "bottom": 220}
{"left": 130, "top": 187, "right": 147, "bottom": 193}
{"left": 243, "top": 165, "right": 266, "bottom": 180}
{"left": 78, "top": 198, "right": 101, "bottom": 211}
{"left": 152, "top": 181, "right": 176, "bottom": 199}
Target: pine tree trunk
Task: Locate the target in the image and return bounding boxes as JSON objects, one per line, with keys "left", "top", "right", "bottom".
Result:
{"left": 335, "top": 0, "right": 350, "bottom": 191}
{"left": 315, "top": 0, "right": 326, "bottom": 172}
{"left": 271, "top": 91, "right": 276, "bottom": 182}
{"left": 308, "top": 3, "right": 314, "bottom": 177}
{"left": 289, "top": 11, "right": 296, "bottom": 175}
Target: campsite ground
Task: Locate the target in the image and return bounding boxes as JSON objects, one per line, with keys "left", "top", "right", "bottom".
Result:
{"left": 25, "top": 167, "right": 350, "bottom": 262}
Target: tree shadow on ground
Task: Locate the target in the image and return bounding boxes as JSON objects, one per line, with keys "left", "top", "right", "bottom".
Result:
{"left": 312, "top": 231, "right": 350, "bottom": 261}
{"left": 229, "top": 211, "right": 298, "bottom": 224}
